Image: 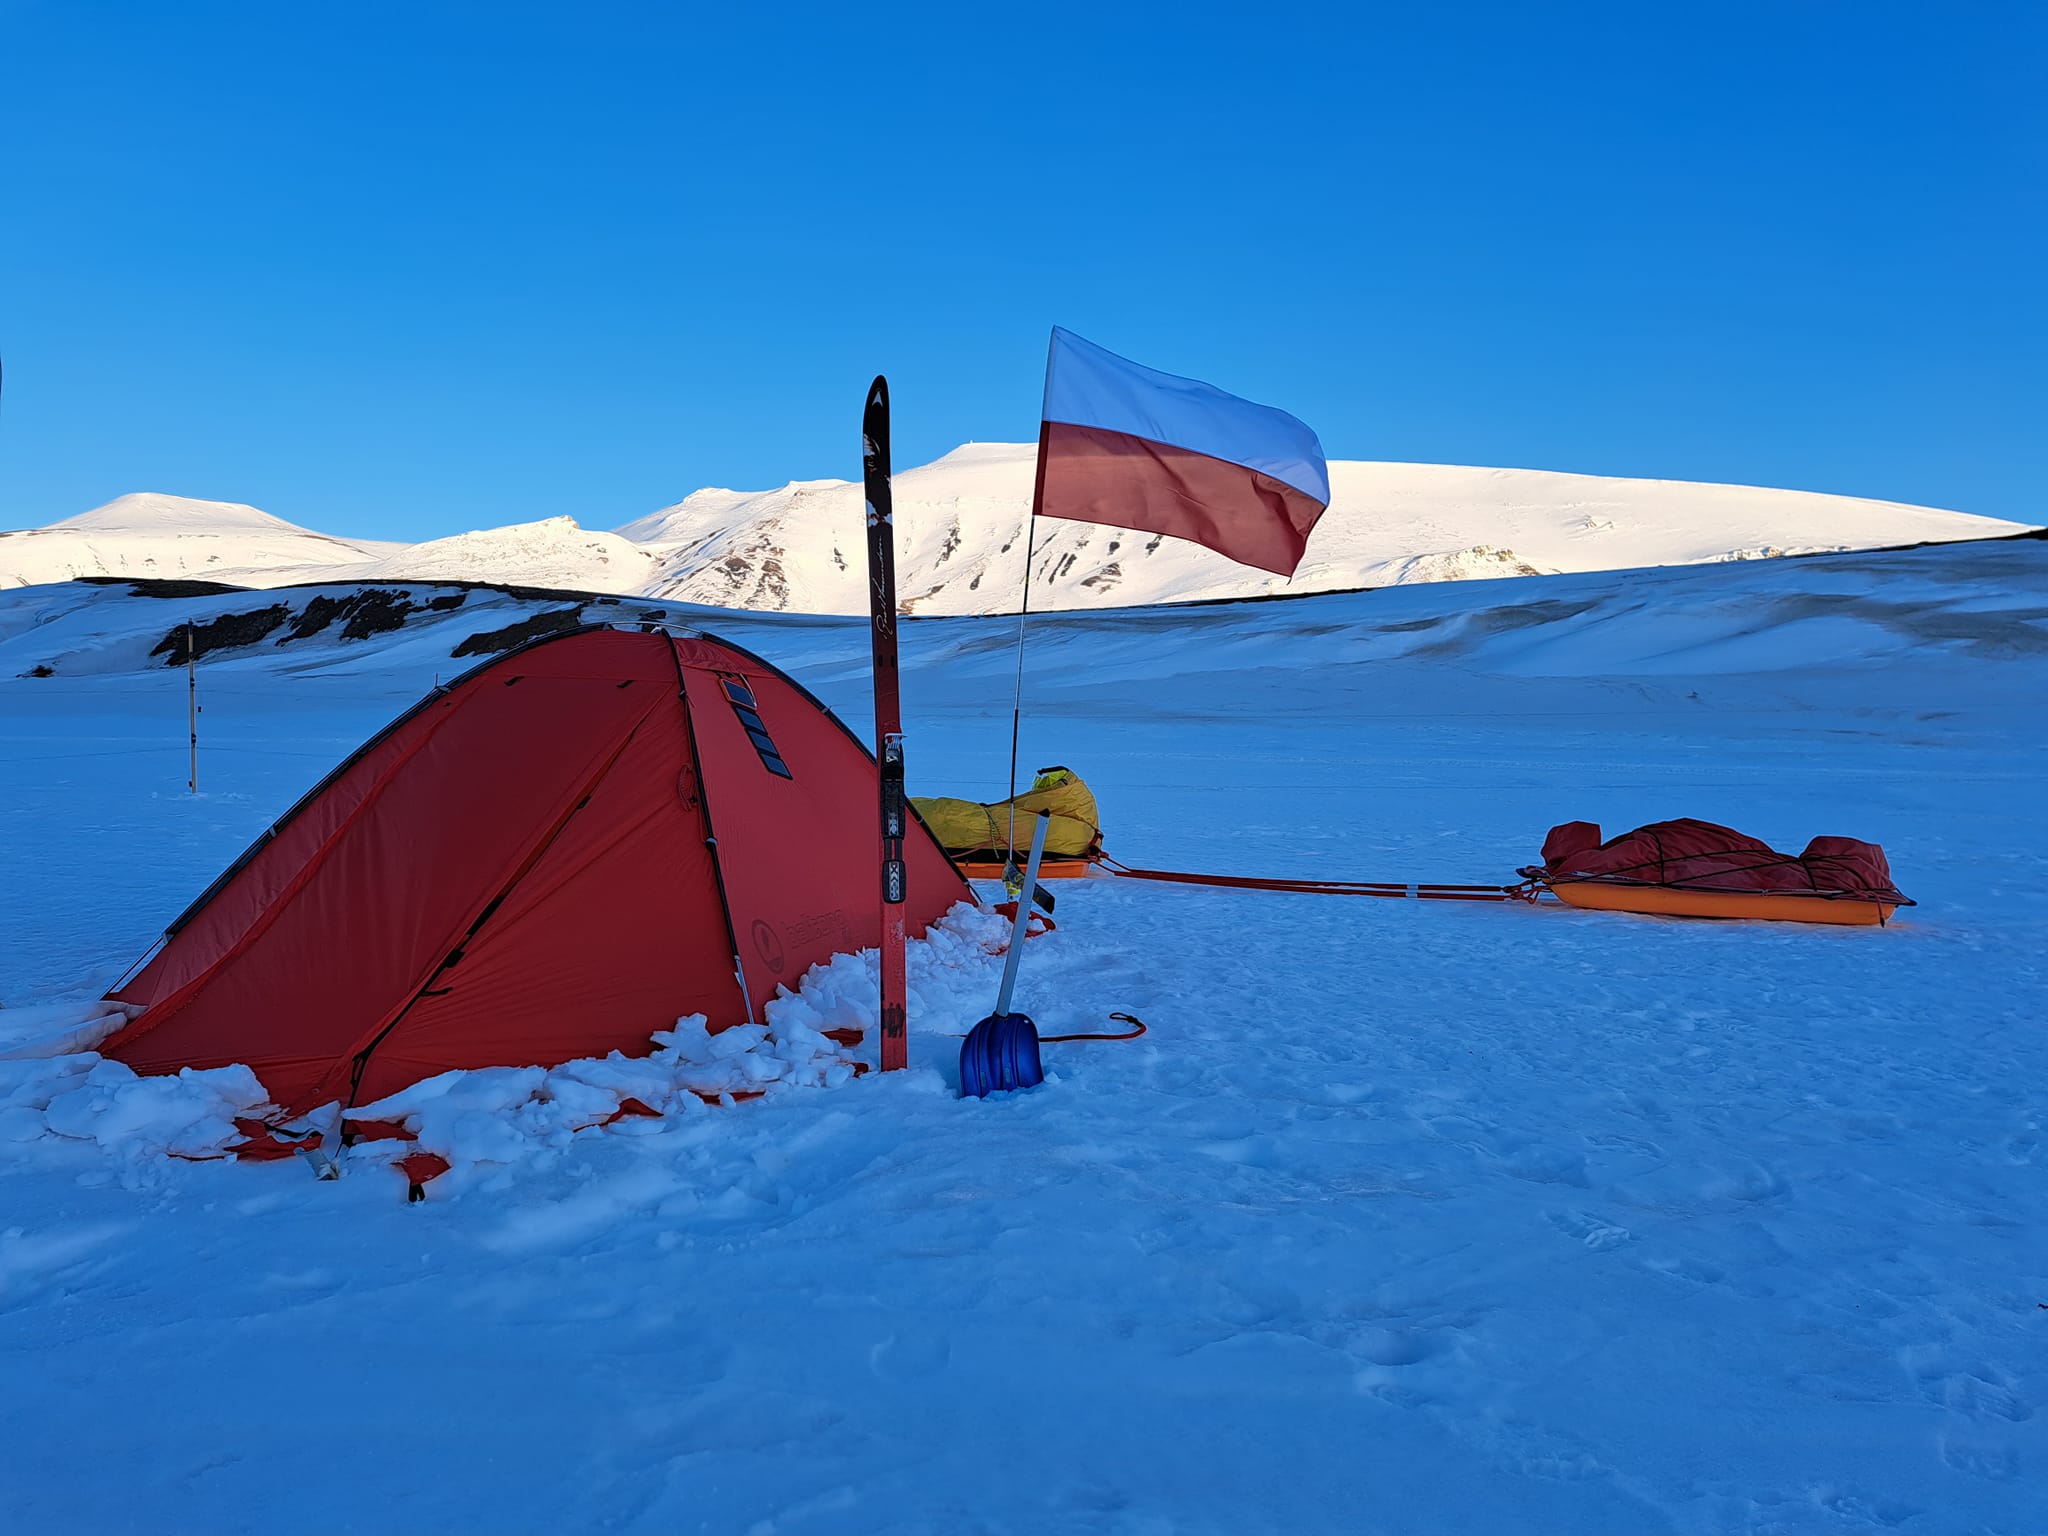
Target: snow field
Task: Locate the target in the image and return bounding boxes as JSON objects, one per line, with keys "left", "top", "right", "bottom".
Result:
{"left": 1, "top": 539, "right": 2044, "bottom": 1533}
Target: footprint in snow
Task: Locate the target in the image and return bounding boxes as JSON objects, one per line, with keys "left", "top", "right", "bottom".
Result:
{"left": 1699, "top": 1161, "right": 1789, "bottom": 1203}
{"left": 1547, "top": 1209, "right": 1632, "bottom": 1251}
{"left": 0, "top": 1222, "right": 128, "bottom": 1310}
{"left": 870, "top": 1330, "right": 952, "bottom": 1382}
{"left": 1939, "top": 1430, "right": 2018, "bottom": 1480}
{"left": 1620, "top": 1091, "right": 1671, "bottom": 1126}
{"left": 1354, "top": 1326, "right": 1444, "bottom": 1367}
{"left": 1813, "top": 1488, "right": 1923, "bottom": 1528}
{"left": 1485, "top": 1137, "right": 1590, "bottom": 1188}
{"left": 1642, "top": 1254, "right": 1727, "bottom": 1287}
{"left": 1351, "top": 1327, "right": 1452, "bottom": 1410}
{"left": 1469, "top": 1414, "right": 1614, "bottom": 1484}
{"left": 259, "top": 1266, "right": 344, "bottom": 1299}
{"left": 1195, "top": 1134, "right": 1285, "bottom": 1168}
{"left": 1899, "top": 1343, "right": 2028, "bottom": 1479}
{"left": 1900, "top": 1344, "right": 2031, "bottom": 1424}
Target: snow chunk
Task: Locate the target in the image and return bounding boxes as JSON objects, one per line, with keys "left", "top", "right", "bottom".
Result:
{"left": 0, "top": 999, "right": 138, "bottom": 1060}
{"left": 337, "top": 903, "right": 1012, "bottom": 1181}
{"left": 38, "top": 1058, "right": 272, "bottom": 1159}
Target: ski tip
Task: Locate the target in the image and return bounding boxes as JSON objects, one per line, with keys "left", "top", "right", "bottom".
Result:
{"left": 867, "top": 375, "right": 888, "bottom": 410}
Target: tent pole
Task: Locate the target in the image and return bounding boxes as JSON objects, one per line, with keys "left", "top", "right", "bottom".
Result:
{"left": 187, "top": 624, "right": 198, "bottom": 794}
{"left": 666, "top": 640, "right": 759, "bottom": 1027}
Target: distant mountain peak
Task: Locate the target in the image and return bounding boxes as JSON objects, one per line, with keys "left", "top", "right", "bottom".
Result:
{"left": 53, "top": 492, "right": 312, "bottom": 537}
{"left": 5, "top": 452, "right": 2030, "bottom": 609}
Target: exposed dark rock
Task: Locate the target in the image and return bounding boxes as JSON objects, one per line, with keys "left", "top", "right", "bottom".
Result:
{"left": 151, "top": 605, "right": 291, "bottom": 664}
{"left": 340, "top": 590, "right": 416, "bottom": 641}
{"left": 1079, "top": 562, "right": 1123, "bottom": 590}
{"left": 80, "top": 577, "right": 248, "bottom": 598}
{"left": 282, "top": 588, "right": 418, "bottom": 643}
{"left": 450, "top": 606, "right": 586, "bottom": 658}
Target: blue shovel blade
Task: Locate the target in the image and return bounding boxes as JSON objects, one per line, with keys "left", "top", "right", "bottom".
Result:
{"left": 959, "top": 1012, "right": 1044, "bottom": 1098}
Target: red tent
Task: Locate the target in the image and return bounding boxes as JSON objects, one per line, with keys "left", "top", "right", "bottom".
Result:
{"left": 101, "top": 626, "right": 970, "bottom": 1113}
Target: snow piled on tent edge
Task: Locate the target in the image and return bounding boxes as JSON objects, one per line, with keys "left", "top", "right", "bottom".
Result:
{"left": 1, "top": 902, "right": 1013, "bottom": 1193}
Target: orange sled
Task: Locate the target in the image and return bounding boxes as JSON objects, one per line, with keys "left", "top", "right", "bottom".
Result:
{"left": 955, "top": 856, "right": 1100, "bottom": 881}
{"left": 1528, "top": 819, "right": 1913, "bottom": 926}
{"left": 1547, "top": 881, "right": 1901, "bottom": 926}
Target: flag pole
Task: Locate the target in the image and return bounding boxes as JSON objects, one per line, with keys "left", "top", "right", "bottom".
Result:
{"left": 1004, "top": 333, "right": 1058, "bottom": 884}
{"left": 1003, "top": 419, "right": 1050, "bottom": 885}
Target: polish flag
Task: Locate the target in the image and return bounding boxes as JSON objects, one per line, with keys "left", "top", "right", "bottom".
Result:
{"left": 1033, "top": 327, "right": 1330, "bottom": 577}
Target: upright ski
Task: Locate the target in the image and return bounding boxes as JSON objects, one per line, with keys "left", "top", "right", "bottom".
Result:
{"left": 862, "top": 376, "right": 909, "bottom": 1072}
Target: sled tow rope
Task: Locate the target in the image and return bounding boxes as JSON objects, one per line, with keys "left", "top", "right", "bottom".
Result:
{"left": 1095, "top": 857, "right": 1538, "bottom": 904}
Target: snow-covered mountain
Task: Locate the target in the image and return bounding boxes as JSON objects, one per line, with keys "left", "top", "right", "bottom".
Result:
{"left": 0, "top": 493, "right": 403, "bottom": 588}
{"left": 356, "top": 516, "right": 659, "bottom": 592}
{"left": 622, "top": 445, "right": 2033, "bottom": 613}
{"left": 5, "top": 449, "right": 2031, "bottom": 611}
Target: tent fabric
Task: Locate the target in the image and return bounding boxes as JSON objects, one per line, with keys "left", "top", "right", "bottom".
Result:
{"left": 101, "top": 627, "right": 970, "bottom": 1113}
{"left": 911, "top": 767, "right": 1102, "bottom": 865}
{"left": 1536, "top": 818, "right": 1906, "bottom": 901}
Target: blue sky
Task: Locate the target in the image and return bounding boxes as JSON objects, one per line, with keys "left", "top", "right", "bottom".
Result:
{"left": 1, "top": 1, "right": 2040, "bottom": 539}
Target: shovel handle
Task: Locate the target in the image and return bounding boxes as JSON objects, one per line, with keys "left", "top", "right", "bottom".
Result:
{"left": 995, "top": 811, "right": 1051, "bottom": 1016}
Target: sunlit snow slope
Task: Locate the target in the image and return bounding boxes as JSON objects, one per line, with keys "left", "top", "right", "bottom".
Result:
{"left": 622, "top": 444, "right": 2033, "bottom": 613}
{"left": 6, "top": 449, "right": 2031, "bottom": 611}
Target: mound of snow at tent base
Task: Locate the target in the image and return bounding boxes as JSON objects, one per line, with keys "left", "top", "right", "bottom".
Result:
{"left": 3, "top": 536, "right": 2047, "bottom": 1535}
{"left": 1, "top": 909, "right": 1008, "bottom": 1184}
{"left": 6, "top": 448, "right": 2033, "bottom": 612}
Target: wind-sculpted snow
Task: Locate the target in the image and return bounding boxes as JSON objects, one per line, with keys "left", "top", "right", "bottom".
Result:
{"left": 6, "top": 448, "right": 2031, "bottom": 612}
{"left": 1, "top": 536, "right": 2045, "bottom": 1531}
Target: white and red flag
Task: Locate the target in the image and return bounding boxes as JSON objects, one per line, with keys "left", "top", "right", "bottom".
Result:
{"left": 1033, "top": 327, "right": 1330, "bottom": 577}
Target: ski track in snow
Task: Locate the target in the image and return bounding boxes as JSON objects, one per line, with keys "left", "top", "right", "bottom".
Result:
{"left": 2, "top": 542, "right": 2046, "bottom": 1534}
